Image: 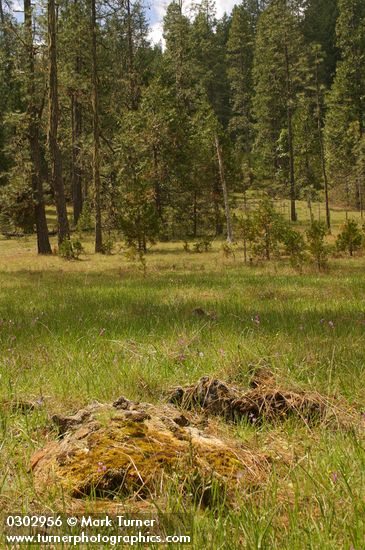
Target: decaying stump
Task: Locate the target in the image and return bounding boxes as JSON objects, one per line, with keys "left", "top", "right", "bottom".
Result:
{"left": 168, "top": 372, "right": 348, "bottom": 427}
{"left": 31, "top": 398, "right": 268, "bottom": 505}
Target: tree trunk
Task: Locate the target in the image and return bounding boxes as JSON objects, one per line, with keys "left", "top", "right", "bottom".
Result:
{"left": 314, "top": 61, "right": 331, "bottom": 230}
{"left": 215, "top": 135, "right": 233, "bottom": 243}
{"left": 152, "top": 145, "right": 163, "bottom": 219}
{"left": 47, "top": 0, "right": 69, "bottom": 244}
{"left": 0, "top": 0, "right": 4, "bottom": 25}
{"left": 91, "top": 0, "right": 103, "bottom": 252}
{"left": 212, "top": 177, "right": 223, "bottom": 236}
{"left": 30, "top": 123, "right": 53, "bottom": 254}
{"left": 284, "top": 43, "right": 297, "bottom": 222}
{"left": 307, "top": 191, "right": 314, "bottom": 223}
{"left": 193, "top": 190, "right": 197, "bottom": 238}
{"left": 24, "top": 0, "right": 52, "bottom": 254}
{"left": 126, "top": 0, "right": 138, "bottom": 110}
{"left": 71, "top": 90, "right": 83, "bottom": 225}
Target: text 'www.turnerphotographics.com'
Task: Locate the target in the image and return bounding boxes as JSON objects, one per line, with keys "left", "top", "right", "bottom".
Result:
{"left": 3, "top": 514, "right": 192, "bottom": 546}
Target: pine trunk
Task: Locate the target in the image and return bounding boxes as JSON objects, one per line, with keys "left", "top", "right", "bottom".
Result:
{"left": 215, "top": 135, "right": 233, "bottom": 243}
{"left": 213, "top": 177, "right": 223, "bottom": 236}
{"left": 47, "top": 0, "right": 69, "bottom": 244}
{"left": 315, "top": 64, "right": 331, "bottom": 230}
{"left": 91, "top": 0, "right": 103, "bottom": 253}
{"left": 24, "top": 0, "right": 52, "bottom": 254}
{"left": 126, "top": 0, "right": 137, "bottom": 110}
{"left": 71, "top": 90, "right": 83, "bottom": 225}
{"left": 152, "top": 146, "right": 163, "bottom": 219}
{"left": 284, "top": 43, "right": 297, "bottom": 222}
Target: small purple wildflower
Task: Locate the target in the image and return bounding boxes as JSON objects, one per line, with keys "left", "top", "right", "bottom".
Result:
{"left": 253, "top": 314, "right": 261, "bottom": 326}
{"left": 177, "top": 353, "right": 186, "bottom": 363}
{"left": 331, "top": 471, "right": 339, "bottom": 484}
{"left": 97, "top": 461, "right": 107, "bottom": 473}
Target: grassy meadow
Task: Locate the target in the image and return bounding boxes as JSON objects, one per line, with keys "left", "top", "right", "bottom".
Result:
{"left": 1, "top": 202, "right": 365, "bottom": 549}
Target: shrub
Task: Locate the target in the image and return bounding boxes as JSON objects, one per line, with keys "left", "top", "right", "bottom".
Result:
{"left": 76, "top": 201, "right": 93, "bottom": 233}
{"left": 281, "top": 227, "right": 306, "bottom": 268}
{"left": 124, "top": 244, "right": 147, "bottom": 276}
{"left": 58, "top": 239, "right": 74, "bottom": 260}
{"left": 119, "top": 189, "right": 159, "bottom": 253}
{"left": 183, "top": 241, "right": 190, "bottom": 252}
{"left": 336, "top": 219, "right": 363, "bottom": 256}
{"left": 72, "top": 239, "right": 84, "bottom": 259}
{"left": 241, "top": 197, "right": 286, "bottom": 260}
{"left": 221, "top": 242, "right": 236, "bottom": 259}
{"left": 193, "top": 238, "right": 212, "bottom": 253}
{"left": 58, "top": 238, "right": 84, "bottom": 260}
{"left": 306, "top": 221, "right": 328, "bottom": 270}
{"left": 101, "top": 237, "right": 115, "bottom": 255}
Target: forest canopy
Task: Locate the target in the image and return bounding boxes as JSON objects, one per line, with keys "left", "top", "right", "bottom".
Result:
{"left": 0, "top": 0, "right": 364, "bottom": 253}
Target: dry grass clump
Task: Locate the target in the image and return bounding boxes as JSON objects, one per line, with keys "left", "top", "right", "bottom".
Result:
{"left": 168, "top": 370, "right": 354, "bottom": 428}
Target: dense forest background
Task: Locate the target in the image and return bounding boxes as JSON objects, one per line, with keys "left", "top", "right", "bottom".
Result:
{"left": 0, "top": 0, "right": 364, "bottom": 254}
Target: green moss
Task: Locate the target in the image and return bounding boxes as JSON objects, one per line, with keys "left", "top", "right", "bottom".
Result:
{"left": 56, "top": 421, "right": 186, "bottom": 497}
{"left": 50, "top": 419, "right": 258, "bottom": 500}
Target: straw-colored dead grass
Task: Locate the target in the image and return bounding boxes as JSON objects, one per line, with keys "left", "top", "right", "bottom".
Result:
{"left": 168, "top": 370, "right": 355, "bottom": 428}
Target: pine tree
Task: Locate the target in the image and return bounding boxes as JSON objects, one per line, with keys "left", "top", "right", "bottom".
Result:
{"left": 47, "top": 0, "right": 70, "bottom": 244}
{"left": 58, "top": 0, "right": 90, "bottom": 225}
{"left": 325, "top": 0, "right": 365, "bottom": 210}
{"left": 90, "top": 0, "right": 103, "bottom": 252}
{"left": 253, "top": 0, "right": 307, "bottom": 220}
{"left": 227, "top": 4, "right": 254, "bottom": 157}
{"left": 25, "top": 0, "right": 52, "bottom": 253}
{"left": 302, "top": 0, "right": 339, "bottom": 87}
{"left": 163, "top": 2, "right": 194, "bottom": 106}
{"left": 190, "top": 0, "right": 230, "bottom": 125}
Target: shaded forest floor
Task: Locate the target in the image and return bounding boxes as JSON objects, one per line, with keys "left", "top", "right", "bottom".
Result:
{"left": 0, "top": 233, "right": 365, "bottom": 548}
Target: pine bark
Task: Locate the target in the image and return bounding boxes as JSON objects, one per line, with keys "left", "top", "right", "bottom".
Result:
{"left": 314, "top": 60, "right": 331, "bottom": 230}
{"left": 24, "top": 0, "right": 52, "bottom": 254}
{"left": 71, "top": 87, "right": 83, "bottom": 225}
{"left": 91, "top": 0, "right": 103, "bottom": 252}
{"left": 126, "top": 0, "right": 138, "bottom": 110}
{"left": 284, "top": 42, "right": 297, "bottom": 222}
{"left": 215, "top": 135, "right": 233, "bottom": 243}
{"left": 47, "top": 0, "right": 70, "bottom": 244}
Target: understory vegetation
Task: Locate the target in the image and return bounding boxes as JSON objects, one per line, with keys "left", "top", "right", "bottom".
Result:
{"left": 1, "top": 0, "right": 365, "bottom": 254}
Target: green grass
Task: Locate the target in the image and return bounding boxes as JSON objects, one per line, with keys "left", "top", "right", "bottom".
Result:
{"left": 0, "top": 232, "right": 365, "bottom": 549}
